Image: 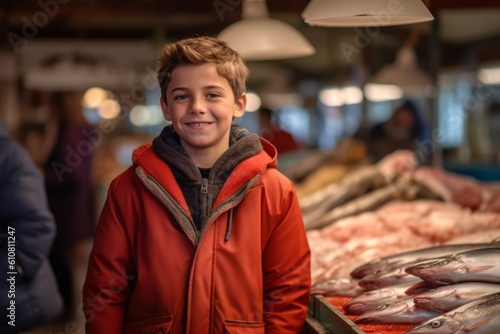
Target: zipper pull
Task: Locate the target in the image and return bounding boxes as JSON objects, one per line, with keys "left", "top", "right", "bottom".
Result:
{"left": 201, "top": 178, "right": 208, "bottom": 194}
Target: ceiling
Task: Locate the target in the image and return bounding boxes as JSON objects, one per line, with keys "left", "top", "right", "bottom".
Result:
{"left": 2, "top": 0, "right": 500, "bottom": 92}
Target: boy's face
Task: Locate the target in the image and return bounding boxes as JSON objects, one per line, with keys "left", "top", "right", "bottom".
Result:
{"left": 160, "top": 63, "right": 246, "bottom": 166}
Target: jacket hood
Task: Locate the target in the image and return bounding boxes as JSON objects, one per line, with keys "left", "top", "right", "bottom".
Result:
{"left": 132, "top": 124, "right": 277, "bottom": 173}
{"left": 132, "top": 124, "right": 277, "bottom": 233}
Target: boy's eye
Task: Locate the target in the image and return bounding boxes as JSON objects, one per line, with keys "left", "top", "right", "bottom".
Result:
{"left": 174, "top": 95, "right": 188, "bottom": 100}
{"left": 207, "top": 93, "right": 221, "bottom": 98}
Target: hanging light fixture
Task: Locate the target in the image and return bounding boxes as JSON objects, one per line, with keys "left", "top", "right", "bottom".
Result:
{"left": 217, "top": 0, "right": 315, "bottom": 61}
{"left": 369, "top": 46, "right": 432, "bottom": 94}
{"left": 368, "top": 17, "right": 433, "bottom": 95}
{"left": 302, "top": 0, "right": 433, "bottom": 27}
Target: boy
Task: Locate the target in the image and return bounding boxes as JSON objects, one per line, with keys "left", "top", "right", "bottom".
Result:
{"left": 83, "top": 36, "right": 311, "bottom": 333}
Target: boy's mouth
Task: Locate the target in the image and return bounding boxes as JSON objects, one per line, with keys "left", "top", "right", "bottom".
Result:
{"left": 187, "top": 122, "right": 213, "bottom": 126}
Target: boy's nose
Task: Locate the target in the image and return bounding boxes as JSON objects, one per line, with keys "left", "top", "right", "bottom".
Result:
{"left": 189, "top": 97, "right": 207, "bottom": 114}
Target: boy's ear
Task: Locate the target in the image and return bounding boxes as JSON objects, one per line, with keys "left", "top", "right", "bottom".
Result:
{"left": 233, "top": 93, "right": 247, "bottom": 119}
{"left": 160, "top": 98, "right": 172, "bottom": 121}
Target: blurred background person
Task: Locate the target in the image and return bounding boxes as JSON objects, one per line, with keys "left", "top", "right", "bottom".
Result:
{"left": 362, "top": 99, "right": 431, "bottom": 163}
{"left": 0, "top": 121, "right": 63, "bottom": 333}
{"left": 258, "top": 107, "right": 301, "bottom": 155}
{"left": 43, "top": 91, "right": 97, "bottom": 326}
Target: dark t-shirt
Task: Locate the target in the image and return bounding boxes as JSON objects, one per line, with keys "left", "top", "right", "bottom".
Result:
{"left": 199, "top": 167, "right": 210, "bottom": 179}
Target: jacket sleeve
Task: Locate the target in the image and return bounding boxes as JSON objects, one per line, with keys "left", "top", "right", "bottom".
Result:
{"left": 261, "top": 177, "right": 311, "bottom": 333}
{"left": 83, "top": 178, "right": 136, "bottom": 333}
{"left": 0, "top": 139, "right": 56, "bottom": 280}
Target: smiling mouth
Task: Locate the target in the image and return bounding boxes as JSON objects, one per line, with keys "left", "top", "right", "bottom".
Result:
{"left": 187, "top": 122, "right": 212, "bottom": 126}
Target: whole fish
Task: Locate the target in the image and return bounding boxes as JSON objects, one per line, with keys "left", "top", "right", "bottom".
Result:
{"left": 407, "top": 292, "right": 500, "bottom": 333}
{"left": 405, "top": 248, "right": 500, "bottom": 285}
{"left": 353, "top": 296, "right": 441, "bottom": 324}
{"left": 414, "top": 282, "right": 500, "bottom": 312}
{"left": 351, "top": 243, "right": 500, "bottom": 279}
{"left": 308, "top": 177, "right": 410, "bottom": 230}
{"left": 301, "top": 166, "right": 386, "bottom": 225}
{"left": 406, "top": 280, "right": 443, "bottom": 295}
{"left": 310, "top": 277, "right": 365, "bottom": 297}
{"left": 358, "top": 259, "right": 434, "bottom": 290}
{"left": 344, "top": 281, "right": 435, "bottom": 315}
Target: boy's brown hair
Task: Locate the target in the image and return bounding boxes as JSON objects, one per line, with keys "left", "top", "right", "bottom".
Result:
{"left": 157, "top": 36, "right": 249, "bottom": 104}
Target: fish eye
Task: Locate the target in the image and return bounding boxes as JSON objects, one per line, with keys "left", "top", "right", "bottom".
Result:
{"left": 430, "top": 320, "right": 442, "bottom": 328}
{"left": 438, "top": 260, "right": 449, "bottom": 266}
{"left": 375, "top": 304, "right": 388, "bottom": 310}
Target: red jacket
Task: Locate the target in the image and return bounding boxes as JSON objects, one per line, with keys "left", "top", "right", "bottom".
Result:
{"left": 83, "top": 135, "right": 311, "bottom": 334}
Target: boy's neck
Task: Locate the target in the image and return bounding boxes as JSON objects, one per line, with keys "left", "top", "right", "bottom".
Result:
{"left": 181, "top": 140, "right": 229, "bottom": 168}
{"left": 182, "top": 144, "right": 228, "bottom": 168}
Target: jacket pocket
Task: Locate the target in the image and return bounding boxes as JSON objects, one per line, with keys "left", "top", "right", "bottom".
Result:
{"left": 124, "top": 315, "right": 173, "bottom": 334}
{"left": 224, "top": 320, "right": 265, "bottom": 334}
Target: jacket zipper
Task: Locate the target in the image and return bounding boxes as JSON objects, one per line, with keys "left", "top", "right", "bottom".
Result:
{"left": 195, "top": 174, "right": 261, "bottom": 247}
{"left": 195, "top": 178, "right": 209, "bottom": 246}
{"left": 187, "top": 175, "right": 261, "bottom": 332}
{"left": 201, "top": 178, "right": 208, "bottom": 195}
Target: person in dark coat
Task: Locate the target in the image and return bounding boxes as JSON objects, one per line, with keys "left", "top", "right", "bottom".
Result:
{"left": 0, "top": 121, "right": 63, "bottom": 333}
{"left": 364, "top": 99, "right": 431, "bottom": 162}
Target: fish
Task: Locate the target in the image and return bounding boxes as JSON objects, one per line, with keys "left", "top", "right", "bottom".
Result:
{"left": 344, "top": 281, "right": 436, "bottom": 315}
{"left": 310, "top": 277, "right": 365, "bottom": 297}
{"left": 413, "top": 282, "right": 500, "bottom": 312}
{"left": 300, "top": 165, "right": 382, "bottom": 217}
{"left": 308, "top": 177, "right": 411, "bottom": 230}
{"left": 353, "top": 296, "right": 441, "bottom": 324}
{"left": 350, "top": 243, "right": 500, "bottom": 279}
{"left": 405, "top": 248, "right": 500, "bottom": 285}
{"left": 407, "top": 292, "right": 500, "bottom": 333}
{"left": 406, "top": 280, "right": 443, "bottom": 295}
{"left": 357, "top": 259, "right": 434, "bottom": 290}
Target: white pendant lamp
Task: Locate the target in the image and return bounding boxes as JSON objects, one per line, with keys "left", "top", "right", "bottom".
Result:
{"left": 369, "top": 46, "right": 432, "bottom": 95}
{"left": 217, "top": 0, "right": 315, "bottom": 61}
{"left": 302, "top": 0, "right": 434, "bottom": 27}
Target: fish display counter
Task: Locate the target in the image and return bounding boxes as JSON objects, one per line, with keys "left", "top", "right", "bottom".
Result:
{"left": 308, "top": 294, "right": 420, "bottom": 333}
{"left": 296, "top": 150, "right": 500, "bottom": 333}
{"left": 308, "top": 244, "right": 500, "bottom": 333}
{"left": 309, "top": 294, "right": 366, "bottom": 334}
{"left": 301, "top": 314, "right": 332, "bottom": 334}
{"left": 309, "top": 294, "right": 414, "bottom": 334}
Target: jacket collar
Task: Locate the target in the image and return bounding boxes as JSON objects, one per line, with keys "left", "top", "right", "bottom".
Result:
{"left": 132, "top": 125, "right": 277, "bottom": 210}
